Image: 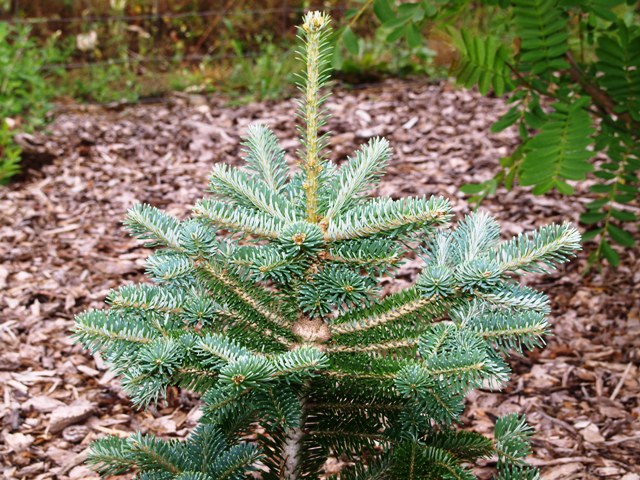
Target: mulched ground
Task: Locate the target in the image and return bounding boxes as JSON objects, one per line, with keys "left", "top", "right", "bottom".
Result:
{"left": 1, "top": 79, "right": 638, "bottom": 480}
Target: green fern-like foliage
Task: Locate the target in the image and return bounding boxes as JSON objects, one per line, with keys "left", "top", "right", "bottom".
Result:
{"left": 512, "top": 0, "right": 569, "bottom": 75}
{"left": 519, "top": 99, "right": 595, "bottom": 195}
{"left": 359, "top": 0, "right": 638, "bottom": 266}
{"left": 74, "top": 11, "right": 581, "bottom": 480}
{"left": 454, "top": 0, "right": 639, "bottom": 266}
{"left": 451, "top": 32, "right": 514, "bottom": 96}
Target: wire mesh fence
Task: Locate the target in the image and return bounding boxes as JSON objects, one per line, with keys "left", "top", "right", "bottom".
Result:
{"left": 1, "top": 1, "right": 352, "bottom": 73}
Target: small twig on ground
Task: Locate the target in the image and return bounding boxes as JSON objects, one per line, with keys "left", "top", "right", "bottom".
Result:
{"left": 609, "top": 361, "right": 633, "bottom": 401}
{"left": 602, "top": 434, "right": 640, "bottom": 447}
{"left": 537, "top": 409, "right": 579, "bottom": 435}
{"left": 527, "top": 456, "right": 596, "bottom": 467}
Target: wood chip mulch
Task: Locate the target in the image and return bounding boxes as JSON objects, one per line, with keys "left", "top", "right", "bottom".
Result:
{"left": 1, "top": 79, "right": 638, "bottom": 480}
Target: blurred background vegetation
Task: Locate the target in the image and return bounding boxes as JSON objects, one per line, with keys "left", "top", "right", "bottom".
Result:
{"left": 0, "top": 1, "right": 449, "bottom": 183}
{"left": 0, "top": 0, "right": 452, "bottom": 184}
{"left": 0, "top": 0, "right": 446, "bottom": 106}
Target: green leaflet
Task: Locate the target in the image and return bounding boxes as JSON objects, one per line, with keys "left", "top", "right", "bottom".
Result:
{"left": 596, "top": 24, "right": 640, "bottom": 121}
{"left": 513, "top": 0, "right": 568, "bottom": 75}
{"left": 452, "top": 31, "right": 514, "bottom": 96}
{"left": 520, "top": 100, "right": 594, "bottom": 194}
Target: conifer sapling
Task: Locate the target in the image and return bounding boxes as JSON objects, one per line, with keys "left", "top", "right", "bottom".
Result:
{"left": 73, "top": 11, "right": 581, "bottom": 479}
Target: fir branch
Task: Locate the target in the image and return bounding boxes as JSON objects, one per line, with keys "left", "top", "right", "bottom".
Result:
{"left": 179, "top": 218, "right": 221, "bottom": 258}
{"left": 425, "top": 361, "right": 487, "bottom": 380}
{"left": 174, "top": 366, "right": 220, "bottom": 394}
{"left": 321, "top": 370, "right": 396, "bottom": 381}
{"left": 196, "top": 333, "right": 253, "bottom": 366}
{"left": 474, "top": 282, "right": 550, "bottom": 314}
{"left": 300, "top": 265, "right": 379, "bottom": 317}
{"left": 278, "top": 221, "right": 325, "bottom": 255}
{"left": 199, "top": 260, "right": 293, "bottom": 330}
{"left": 272, "top": 347, "right": 328, "bottom": 377}
{"left": 330, "top": 288, "right": 437, "bottom": 335}
{"left": 146, "top": 252, "right": 193, "bottom": 283}
{"left": 400, "top": 345, "right": 492, "bottom": 397}
{"left": 208, "top": 443, "right": 262, "bottom": 480}
{"left": 333, "top": 457, "right": 392, "bottom": 480}
{"left": 107, "top": 284, "right": 185, "bottom": 314}
{"left": 306, "top": 429, "right": 387, "bottom": 442}
{"left": 495, "top": 465, "right": 540, "bottom": 480}
{"left": 425, "top": 429, "right": 494, "bottom": 463}
{"left": 325, "top": 137, "right": 391, "bottom": 220}
{"left": 423, "top": 231, "right": 454, "bottom": 267}
{"left": 209, "top": 163, "right": 296, "bottom": 222}
{"left": 452, "top": 210, "right": 501, "bottom": 262}
{"left": 330, "top": 314, "right": 435, "bottom": 351}
{"left": 422, "top": 446, "right": 475, "bottom": 480}
{"left": 326, "top": 338, "right": 419, "bottom": 354}
{"left": 193, "top": 198, "right": 283, "bottom": 238}
{"left": 415, "top": 389, "right": 465, "bottom": 426}
{"left": 493, "top": 222, "right": 581, "bottom": 273}
{"left": 202, "top": 386, "right": 255, "bottom": 420}
{"left": 231, "top": 245, "right": 305, "bottom": 284}
{"left": 325, "top": 238, "right": 402, "bottom": 270}
{"left": 454, "top": 258, "right": 501, "bottom": 293}
{"left": 137, "top": 338, "right": 184, "bottom": 377}
{"left": 418, "top": 322, "right": 457, "bottom": 359}
{"left": 242, "top": 123, "right": 290, "bottom": 194}
{"left": 494, "top": 414, "right": 534, "bottom": 465}
{"left": 256, "top": 385, "right": 302, "bottom": 430}
{"left": 124, "top": 203, "right": 183, "bottom": 250}
{"left": 127, "top": 432, "right": 184, "bottom": 474}
{"left": 225, "top": 313, "right": 295, "bottom": 350}
{"left": 180, "top": 294, "right": 226, "bottom": 326}
{"left": 327, "top": 195, "right": 452, "bottom": 241}
{"left": 307, "top": 400, "right": 403, "bottom": 412}
{"left": 468, "top": 310, "right": 549, "bottom": 353}
{"left": 87, "top": 436, "right": 138, "bottom": 476}
{"left": 73, "top": 310, "right": 158, "bottom": 349}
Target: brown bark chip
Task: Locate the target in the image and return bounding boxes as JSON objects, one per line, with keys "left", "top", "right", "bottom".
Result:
{"left": 48, "top": 401, "right": 95, "bottom": 434}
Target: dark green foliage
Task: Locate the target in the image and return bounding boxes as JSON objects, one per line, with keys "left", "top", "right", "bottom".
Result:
{"left": 451, "top": 32, "right": 513, "bottom": 96}
{"left": 0, "top": 22, "right": 65, "bottom": 183}
{"left": 74, "top": 11, "right": 581, "bottom": 480}
{"left": 88, "top": 425, "right": 262, "bottom": 479}
{"left": 0, "top": 120, "right": 22, "bottom": 184}
{"left": 513, "top": 0, "right": 568, "bottom": 74}
{"left": 520, "top": 100, "right": 595, "bottom": 195}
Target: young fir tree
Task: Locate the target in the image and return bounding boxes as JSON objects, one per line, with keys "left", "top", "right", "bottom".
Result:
{"left": 73, "top": 11, "right": 581, "bottom": 480}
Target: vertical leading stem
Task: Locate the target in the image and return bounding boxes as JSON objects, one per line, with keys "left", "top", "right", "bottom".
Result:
{"left": 303, "top": 24, "right": 321, "bottom": 223}
{"left": 299, "top": 12, "right": 331, "bottom": 224}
